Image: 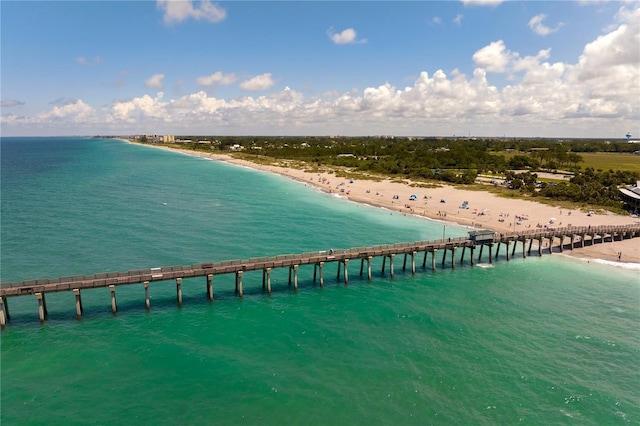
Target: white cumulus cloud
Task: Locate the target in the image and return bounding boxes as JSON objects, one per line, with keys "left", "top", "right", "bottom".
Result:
{"left": 157, "top": 0, "right": 226, "bottom": 25}
{"left": 528, "top": 14, "right": 564, "bottom": 36}
{"left": 472, "top": 40, "right": 518, "bottom": 73}
{"left": 3, "top": 6, "right": 639, "bottom": 138}
{"left": 328, "top": 27, "right": 367, "bottom": 45}
{"left": 196, "top": 71, "right": 237, "bottom": 86}
{"left": 145, "top": 73, "right": 165, "bottom": 89}
{"left": 240, "top": 73, "right": 275, "bottom": 91}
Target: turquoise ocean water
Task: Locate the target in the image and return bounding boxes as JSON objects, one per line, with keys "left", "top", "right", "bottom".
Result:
{"left": 1, "top": 137, "right": 638, "bottom": 425}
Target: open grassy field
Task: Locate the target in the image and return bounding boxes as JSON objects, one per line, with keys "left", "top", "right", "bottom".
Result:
{"left": 579, "top": 152, "right": 640, "bottom": 172}
{"left": 492, "top": 151, "right": 640, "bottom": 173}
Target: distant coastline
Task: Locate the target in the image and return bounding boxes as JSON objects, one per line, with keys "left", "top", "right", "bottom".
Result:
{"left": 126, "top": 139, "right": 640, "bottom": 266}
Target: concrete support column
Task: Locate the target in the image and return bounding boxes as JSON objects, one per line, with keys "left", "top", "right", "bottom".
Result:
{"left": 367, "top": 256, "right": 372, "bottom": 280}
{"left": 522, "top": 240, "right": 527, "bottom": 258}
{"left": 265, "top": 268, "right": 272, "bottom": 294}
{"left": 488, "top": 244, "right": 493, "bottom": 264}
{"left": 559, "top": 236, "right": 564, "bottom": 253}
{"left": 176, "top": 278, "right": 183, "bottom": 306}
{"left": 538, "top": 238, "right": 542, "bottom": 256}
{"left": 423, "top": 250, "right": 428, "bottom": 268}
{"left": 206, "top": 274, "right": 214, "bottom": 301}
{"left": 35, "top": 292, "right": 47, "bottom": 322}
{"left": 1, "top": 296, "right": 9, "bottom": 321}
{"left": 495, "top": 243, "right": 501, "bottom": 261}
{"left": 144, "top": 281, "right": 150, "bottom": 310}
{"left": 289, "top": 266, "right": 293, "bottom": 287}
{"left": 336, "top": 262, "right": 341, "bottom": 280}
{"left": 360, "top": 259, "right": 365, "bottom": 277}
{"left": 460, "top": 246, "right": 466, "bottom": 264}
{"left": 403, "top": 254, "right": 408, "bottom": 271}
{"left": 389, "top": 254, "right": 395, "bottom": 277}
{"left": 451, "top": 247, "right": 456, "bottom": 269}
{"left": 441, "top": 247, "right": 448, "bottom": 266}
{"left": 470, "top": 246, "right": 475, "bottom": 266}
{"left": 292, "top": 265, "right": 299, "bottom": 290}
{"left": 236, "top": 271, "right": 243, "bottom": 298}
{"left": 478, "top": 244, "right": 484, "bottom": 262}
{"left": 73, "top": 289, "right": 83, "bottom": 319}
{"left": 548, "top": 237, "right": 553, "bottom": 254}
{"left": 381, "top": 256, "right": 387, "bottom": 274}
{"left": 109, "top": 285, "right": 117, "bottom": 313}
{"left": 505, "top": 241, "right": 510, "bottom": 260}
{"left": 511, "top": 240, "right": 517, "bottom": 257}
{"left": 343, "top": 259, "right": 349, "bottom": 285}
{"left": 411, "top": 251, "right": 416, "bottom": 275}
{"left": 581, "top": 234, "right": 585, "bottom": 248}
{"left": 431, "top": 249, "right": 437, "bottom": 271}
{"left": 142, "top": 281, "right": 151, "bottom": 310}
{"left": 0, "top": 297, "right": 7, "bottom": 328}
{"left": 570, "top": 234, "right": 575, "bottom": 250}
{"left": 527, "top": 239, "right": 534, "bottom": 255}
{"left": 318, "top": 262, "right": 325, "bottom": 288}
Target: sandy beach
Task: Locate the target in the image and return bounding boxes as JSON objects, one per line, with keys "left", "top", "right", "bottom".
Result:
{"left": 140, "top": 143, "right": 640, "bottom": 266}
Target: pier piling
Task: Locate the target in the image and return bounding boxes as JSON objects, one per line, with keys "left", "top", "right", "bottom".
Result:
{"left": 236, "top": 271, "right": 243, "bottom": 298}
{"left": 73, "top": 289, "right": 83, "bottom": 319}
{"left": 411, "top": 251, "right": 416, "bottom": 274}
{"left": 176, "top": 278, "right": 183, "bottom": 306}
{"left": 264, "top": 268, "right": 272, "bottom": 294}
{"left": 431, "top": 249, "right": 437, "bottom": 271}
{"left": 35, "top": 293, "right": 47, "bottom": 322}
{"left": 451, "top": 247, "right": 456, "bottom": 269}
{"left": 144, "top": 281, "right": 150, "bottom": 310}
{"left": 109, "top": 285, "right": 117, "bottom": 313}
{"left": 1, "top": 296, "right": 9, "bottom": 322}
{"left": 206, "top": 274, "right": 214, "bottom": 301}
{"left": 0, "top": 297, "right": 6, "bottom": 328}
{"left": 343, "top": 259, "right": 349, "bottom": 285}
{"left": 292, "top": 265, "right": 299, "bottom": 290}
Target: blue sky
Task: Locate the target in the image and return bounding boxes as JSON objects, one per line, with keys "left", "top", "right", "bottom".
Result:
{"left": 1, "top": 0, "right": 639, "bottom": 138}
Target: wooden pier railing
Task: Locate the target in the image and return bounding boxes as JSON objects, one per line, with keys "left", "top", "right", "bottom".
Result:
{"left": 2, "top": 224, "right": 639, "bottom": 326}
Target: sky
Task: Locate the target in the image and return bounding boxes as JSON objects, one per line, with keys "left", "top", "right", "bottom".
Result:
{"left": 1, "top": 0, "right": 639, "bottom": 138}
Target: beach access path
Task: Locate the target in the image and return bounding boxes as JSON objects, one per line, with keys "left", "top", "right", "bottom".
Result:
{"left": 133, "top": 143, "right": 640, "bottom": 265}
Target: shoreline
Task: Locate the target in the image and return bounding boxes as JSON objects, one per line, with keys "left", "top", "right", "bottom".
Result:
{"left": 130, "top": 141, "right": 640, "bottom": 266}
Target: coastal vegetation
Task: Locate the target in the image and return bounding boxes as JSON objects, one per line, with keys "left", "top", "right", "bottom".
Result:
{"left": 145, "top": 136, "right": 640, "bottom": 212}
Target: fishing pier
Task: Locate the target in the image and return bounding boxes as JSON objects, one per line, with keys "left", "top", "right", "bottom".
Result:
{"left": 1, "top": 224, "right": 638, "bottom": 326}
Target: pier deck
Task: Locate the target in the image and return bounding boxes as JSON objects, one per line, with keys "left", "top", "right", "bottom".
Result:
{"left": 1, "top": 224, "right": 638, "bottom": 326}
